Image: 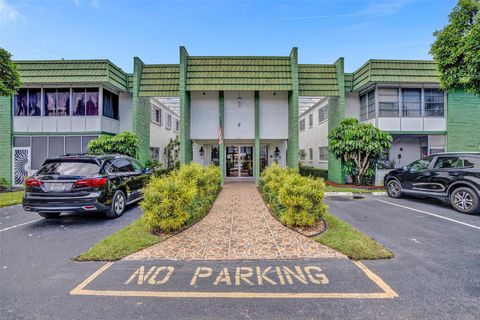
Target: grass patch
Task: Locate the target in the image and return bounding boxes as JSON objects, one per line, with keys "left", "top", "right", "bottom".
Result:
{"left": 316, "top": 212, "right": 393, "bottom": 260}
{"left": 74, "top": 219, "right": 164, "bottom": 261}
{"left": 0, "top": 190, "right": 24, "bottom": 207}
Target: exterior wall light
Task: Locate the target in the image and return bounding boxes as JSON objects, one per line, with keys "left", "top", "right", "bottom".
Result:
{"left": 273, "top": 91, "right": 277, "bottom": 95}
{"left": 199, "top": 147, "right": 204, "bottom": 157}
{"left": 274, "top": 147, "right": 280, "bottom": 157}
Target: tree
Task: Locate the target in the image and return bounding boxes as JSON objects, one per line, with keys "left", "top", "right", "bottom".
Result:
{"left": 164, "top": 136, "right": 180, "bottom": 169}
{"left": 87, "top": 131, "right": 139, "bottom": 158}
{"left": 0, "top": 48, "right": 22, "bottom": 96}
{"left": 328, "top": 118, "right": 392, "bottom": 185}
{"left": 430, "top": 0, "right": 480, "bottom": 95}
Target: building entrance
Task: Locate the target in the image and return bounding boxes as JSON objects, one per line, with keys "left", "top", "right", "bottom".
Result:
{"left": 226, "top": 146, "right": 253, "bottom": 178}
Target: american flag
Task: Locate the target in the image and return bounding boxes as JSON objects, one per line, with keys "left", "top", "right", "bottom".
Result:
{"left": 218, "top": 125, "right": 223, "bottom": 145}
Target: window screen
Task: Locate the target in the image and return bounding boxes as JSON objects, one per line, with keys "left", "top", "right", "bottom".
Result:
{"left": 31, "top": 137, "right": 48, "bottom": 170}
{"left": 13, "top": 136, "right": 30, "bottom": 147}
{"left": 48, "top": 136, "right": 65, "bottom": 158}
{"left": 82, "top": 136, "right": 97, "bottom": 153}
{"left": 65, "top": 136, "right": 82, "bottom": 155}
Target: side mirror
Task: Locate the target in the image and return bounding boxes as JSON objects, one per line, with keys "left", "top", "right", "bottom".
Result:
{"left": 402, "top": 166, "right": 408, "bottom": 172}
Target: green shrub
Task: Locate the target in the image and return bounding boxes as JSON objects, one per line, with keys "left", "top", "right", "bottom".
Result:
{"left": 0, "top": 177, "right": 8, "bottom": 191}
{"left": 260, "top": 163, "right": 327, "bottom": 228}
{"left": 141, "top": 163, "right": 221, "bottom": 233}
{"left": 278, "top": 174, "right": 327, "bottom": 227}
{"left": 87, "top": 131, "right": 139, "bottom": 158}
{"left": 152, "top": 168, "right": 173, "bottom": 178}
{"left": 299, "top": 165, "right": 328, "bottom": 180}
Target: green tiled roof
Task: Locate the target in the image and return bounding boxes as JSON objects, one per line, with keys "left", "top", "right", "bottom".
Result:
{"left": 344, "top": 73, "right": 353, "bottom": 92}
{"left": 351, "top": 60, "right": 439, "bottom": 91}
{"left": 138, "top": 64, "right": 180, "bottom": 97}
{"left": 15, "top": 60, "right": 129, "bottom": 92}
{"left": 186, "top": 57, "right": 292, "bottom": 91}
{"left": 298, "top": 64, "right": 339, "bottom": 96}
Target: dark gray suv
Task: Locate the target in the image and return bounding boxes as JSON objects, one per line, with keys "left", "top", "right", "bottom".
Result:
{"left": 384, "top": 152, "right": 480, "bottom": 214}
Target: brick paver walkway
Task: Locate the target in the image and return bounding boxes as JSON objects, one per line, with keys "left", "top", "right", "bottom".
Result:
{"left": 126, "top": 182, "right": 344, "bottom": 260}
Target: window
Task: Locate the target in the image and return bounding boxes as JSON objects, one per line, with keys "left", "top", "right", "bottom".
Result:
{"left": 300, "top": 119, "right": 306, "bottom": 131}
{"left": 402, "top": 89, "right": 421, "bottom": 117}
{"left": 14, "top": 89, "right": 41, "bottom": 116}
{"left": 115, "top": 159, "right": 134, "bottom": 173}
{"left": 103, "top": 90, "right": 119, "bottom": 120}
{"left": 318, "top": 106, "right": 328, "bottom": 123}
{"left": 461, "top": 157, "right": 480, "bottom": 169}
{"left": 151, "top": 105, "right": 162, "bottom": 124}
{"left": 150, "top": 147, "right": 160, "bottom": 161}
{"left": 167, "top": 114, "right": 172, "bottom": 129}
{"left": 434, "top": 156, "right": 461, "bottom": 169}
{"left": 408, "top": 157, "right": 433, "bottom": 173}
{"left": 300, "top": 149, "right": 306, "bottom": 161}
{"left": 424, "top": 89, "right": 444, "bottom": 117}
{"left": 378, "top": 88, "right": 399, "bottom": 117}
{"left": 308, "top": 114, "right": 313, "bottom": 128}
{"left": 367, "top": 90, "right": 375, "bottom": 119}
{"left": 360, "top": 94, "right": 367, "bottom": 121}
{"left": 175, "top": 119, "right": 179, "bottom": 132}
{"left": 44, "top": 89, "right": 70, "bottom": 116}
{"left": 37, "top": 161, "right": 100, "bottom": 176}
{"left": 309, "top": 148, "right": 313, "bottom": 161}
{"left": 131, "top": 159, "right": 143, "bottom": 173}
{"left": 73, "top": 88, "right": 99, "bottom": 116}
{"left": 319, "top": 147, "right": 328, "bottom": 161}
{"left": 85, "top": 88, "right": 99, "bottom": 116}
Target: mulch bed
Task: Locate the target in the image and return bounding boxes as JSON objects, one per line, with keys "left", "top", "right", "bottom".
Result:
{"left": 292, "top": 219, "right": 327, "bottom": 237}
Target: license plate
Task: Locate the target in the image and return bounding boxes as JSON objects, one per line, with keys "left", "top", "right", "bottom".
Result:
{"left": 46, "top": 183, "right": 72, "bottom": 192}
{"left": 50, "top": 183, "right": 65, "bottom": 191}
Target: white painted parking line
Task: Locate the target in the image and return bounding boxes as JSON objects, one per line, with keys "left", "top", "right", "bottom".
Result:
{"left": 376, "top": 199, "right": 480, "bottom": 230}
{"left": 0, "top": 218, "right": 43, "bottom": 233}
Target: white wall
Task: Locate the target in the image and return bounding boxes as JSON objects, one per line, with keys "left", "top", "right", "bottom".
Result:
{"left": 150, "top": 99, "right": 179, "bottom": 164}
{"left": 299, "top": 98, "right": 329, "bottom": 169}
{"left": 389, "top": 136, "right": 426, "bottom": 168}
{"left": 190, "top": 91, "right": 220, "bottom": 140}
{"left": 259, "top": 91, "right": 288, "bottom": 139}
{"left": 345, "top": 92, "right": 360, "bottom": 119}
{"left": 119, "top": 93, "right": 133, "bottom": 132}
{"left": 224, "top": 91, "right": 255, "bottom": 139}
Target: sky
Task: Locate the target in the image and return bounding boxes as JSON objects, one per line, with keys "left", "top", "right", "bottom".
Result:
{"left": 0, "top": 0, "right": 456, "bottom": 72}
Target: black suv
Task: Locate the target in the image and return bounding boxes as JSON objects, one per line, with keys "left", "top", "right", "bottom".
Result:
{"left": 384, "top": 152, "right": 480, "bottom": 214}
{"left": 23, "top": 154, "right": 150, "bottom": 219}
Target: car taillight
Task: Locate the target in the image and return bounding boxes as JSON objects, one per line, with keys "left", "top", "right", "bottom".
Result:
{"left": 25, "top": 178, "right": 42, "bottom": 187}
{"left": 75, "top": 178, "right": 108, "bottom": 188}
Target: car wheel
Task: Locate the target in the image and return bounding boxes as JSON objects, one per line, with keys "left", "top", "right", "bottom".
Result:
{"left": 386, "top": 180, "right": 403, "bottom": 198}
{"left": 38, "top": 212, "right": 61, "bottom": 219}
{"left": 450, "top": 187, "right": 480, "bottom": 214}
{"left": 105, "top": 190, "right": 126, "bottom": 219}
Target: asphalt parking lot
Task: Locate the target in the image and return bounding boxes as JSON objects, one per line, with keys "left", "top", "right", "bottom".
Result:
{"left": 1, "top": 194, "right": 479, "bottom": 320}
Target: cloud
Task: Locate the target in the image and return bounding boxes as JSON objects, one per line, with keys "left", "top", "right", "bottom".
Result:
{"left": 0, "top": 0, "right": 23, "bottom": 25}
{"left": 282, "top": 0, "right": 411, "bottom": 21}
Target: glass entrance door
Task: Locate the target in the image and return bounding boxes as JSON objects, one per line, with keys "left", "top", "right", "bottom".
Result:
{"left": 226, "top": 145, "right": 253, "bottom": 178}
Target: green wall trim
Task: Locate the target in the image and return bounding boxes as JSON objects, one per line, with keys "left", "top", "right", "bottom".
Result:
{"left": 447, "top": 89, "right": 480, "bottom": 152}
{"left": 254, "top": 91, "right": 260, "bottom": 185}
{"left": 13, "top": 131, "right": 114, "bottom": 136}
{"left": 179, "top": 46, "right": 192, "bottom": 165}
{"left": 0, "top": 95, "right": 13, "bottom": 188}
{"left": 328, "top": 58, "right": 346, "bottom": 184}
{"left": 287, "top": 47, "right": 299, "bottom": 168}
{"left": 219, "top": 91, "right": 225, "bottom": 185}
{"left": 132, "top": 57, "right": 150, "bottom": 164}
{"left": 388, "top": 131, "right": 447, "bottom": 135}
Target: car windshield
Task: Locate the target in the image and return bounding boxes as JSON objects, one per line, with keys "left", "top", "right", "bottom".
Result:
{"left": 36, "top": 161, "right": 100, "bottom": 176}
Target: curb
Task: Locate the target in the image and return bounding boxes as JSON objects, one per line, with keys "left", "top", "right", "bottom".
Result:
{"left": 325, "top": 192, "right": 354, "bottom": 197}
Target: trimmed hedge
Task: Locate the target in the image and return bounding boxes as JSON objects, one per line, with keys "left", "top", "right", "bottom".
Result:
{"left": 141, "top": 163, "right": 221, "bottom": 233}
{"left": 299, "top": 165, "right": 328, "bottom": 180}
{"left": 259, "top": 164, "right": 327, "bottom": 228}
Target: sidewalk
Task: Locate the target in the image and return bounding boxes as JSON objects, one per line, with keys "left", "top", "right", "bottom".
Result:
{"left": 126, "top": 182, "right": 344, "bottom": 260}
